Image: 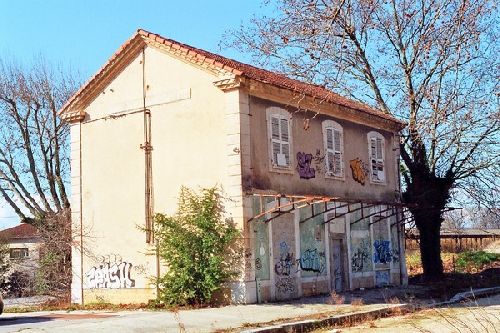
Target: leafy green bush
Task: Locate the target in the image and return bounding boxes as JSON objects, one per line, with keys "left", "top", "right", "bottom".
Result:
{"left": 455, "top": 251, "right": 500, "bottom": 272}
{"left": 154, "top": 187, "right": 241, "bottom": 306}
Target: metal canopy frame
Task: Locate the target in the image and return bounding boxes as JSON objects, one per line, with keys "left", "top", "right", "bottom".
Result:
{"left": 247, "top": 193, "right": 415, "bottom": 226}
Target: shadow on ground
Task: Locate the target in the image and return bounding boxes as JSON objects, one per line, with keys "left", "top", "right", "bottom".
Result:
{"left": 0, "top": 316, "right": 54, "bottom": 326}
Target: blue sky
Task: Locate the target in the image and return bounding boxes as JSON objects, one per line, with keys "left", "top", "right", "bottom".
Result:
{"left": 0, "top": 0, "right": 268, "bottom": 229}
{"left": 0, "top": 0, "right": 266, "bottom": 78}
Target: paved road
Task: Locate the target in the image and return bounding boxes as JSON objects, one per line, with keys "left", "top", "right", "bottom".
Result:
{"left": 0, "top": 301, "right": 397, "bottom": 333}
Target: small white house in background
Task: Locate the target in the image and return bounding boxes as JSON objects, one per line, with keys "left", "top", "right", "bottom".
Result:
{"left": 0, "top": 224, "right": 41, "bottom": 276}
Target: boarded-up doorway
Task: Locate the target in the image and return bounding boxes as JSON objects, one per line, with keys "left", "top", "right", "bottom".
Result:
{"left": 330, "top": 238, "right": 345, "bottom": 292}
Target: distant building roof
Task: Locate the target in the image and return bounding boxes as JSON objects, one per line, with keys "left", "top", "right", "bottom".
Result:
{"left": 0, "top": 224, "right": 39, "bottom": 241}
{"left": 407, "top": 228, "right": 500, "bottom": 238}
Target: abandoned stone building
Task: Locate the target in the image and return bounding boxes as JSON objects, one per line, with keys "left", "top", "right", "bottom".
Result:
{"left": 60, "top": 29, "right": 408, "bottom": 305}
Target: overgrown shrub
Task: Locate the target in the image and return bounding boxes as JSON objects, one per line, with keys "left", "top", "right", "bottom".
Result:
{"left": 455, "top": 251, "right": 500, "bottom": 273}
{"left": 154, "top": 187, "right": 241, "bottom": 306}
{"left": 3, "top": 271, "right": 35, "bottom": 298}
{"left": 0, "top": 237, "right": 10, "bottom": 293}
{"left": 34, "top": 209, "right": 72, "bottom": 295}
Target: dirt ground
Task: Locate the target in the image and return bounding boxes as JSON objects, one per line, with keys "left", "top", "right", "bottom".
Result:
{"left": 320, "top": 294, "right": 500, "bottom": 333}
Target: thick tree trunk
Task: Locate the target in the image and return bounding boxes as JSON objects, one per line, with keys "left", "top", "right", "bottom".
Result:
{"left": 415, "top": 211, "right": 444, "bottom": 280}
{"left": 404, "top": 172, "right": 454, "bottom": 280}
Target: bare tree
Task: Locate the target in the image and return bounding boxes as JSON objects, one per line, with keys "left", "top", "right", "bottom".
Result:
{"left": 442, "top": 209, "right": 467, "bottom": 230}
{"left": 226, "top": 0, "right": 499, "bottom": 280}
{"left": 0, "top": 58, "right": 79, "bottom": 293}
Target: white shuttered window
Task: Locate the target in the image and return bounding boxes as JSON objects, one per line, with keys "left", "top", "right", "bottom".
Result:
{"left": 368, "top": 131, "right": 385, "bottom": 183}
{"left": 267, "top": 108, "right": 292, "bottom": 168}
{"left": 322, "top": 120, "right": 344, "bottom": 177}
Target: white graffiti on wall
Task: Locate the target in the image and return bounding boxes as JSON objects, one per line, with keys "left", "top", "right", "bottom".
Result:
{"left": 86, "top": 256, "right": 136, "bottom": 289}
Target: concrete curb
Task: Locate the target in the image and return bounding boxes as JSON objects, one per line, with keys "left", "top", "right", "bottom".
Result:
{"left": 240, "top": 286, "right": 500, "bottom": 333}
{"left": 435, "top": 286, "right": 500, "bottom": 307}
{"left": 240, "top": 304, "right": 413, "bottom": 333}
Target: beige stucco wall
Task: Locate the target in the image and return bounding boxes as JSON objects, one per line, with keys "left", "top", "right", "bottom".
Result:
{"left": 74, "top": 46, "right": 240, "bottom": 304}
{"left": 246, "top": 97, "right": 399, "bottom": 202}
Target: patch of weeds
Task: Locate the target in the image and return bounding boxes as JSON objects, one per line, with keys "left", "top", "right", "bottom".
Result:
{"left": 455, "top": 251, "right": 500, "bottom": 273}
{"left": 327, "top": 291, "right": 345, "bottom": 305}
{"left": 351, "top": 298, "right": 364, "bottom": 306}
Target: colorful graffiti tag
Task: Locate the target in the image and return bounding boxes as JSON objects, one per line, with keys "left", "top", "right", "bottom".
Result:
{"left": 351, "top": 239, "right": 371, "bottom": 272}
{"left": 349, "top": 158, "right": 369, "bottom": 185}
{"left": 373, "top": 240, "right": 392, "bottom": 264}
{"left": 296, "top": 152, "right": 316, "bottom": 179}
{"left": 274, "top": 241, "right": 294, "bottom": 276}
{"left": 299, "top": 249, "right": 326, "bottom": 273}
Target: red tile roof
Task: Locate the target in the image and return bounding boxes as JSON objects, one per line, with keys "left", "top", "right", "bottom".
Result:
{"left": 0, "top": 224, "right": 39, "bottom": 241}
{"left": 60, "top": 29, "right": 404, "bottom": 127}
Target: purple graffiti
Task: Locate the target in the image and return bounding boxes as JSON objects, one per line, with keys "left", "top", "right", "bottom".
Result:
{"left": 296, "top": 152, "right": 316, "bottom": 179}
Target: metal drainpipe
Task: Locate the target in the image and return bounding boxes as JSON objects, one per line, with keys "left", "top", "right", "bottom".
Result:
{"left": 140, "top": 47, "right": 154, "bottom": 243}
{"left": 79, "top": 121, "right": 84, "bottom": 304}
{"left": 139, "top": 47, "right": 159, "bottom": 298}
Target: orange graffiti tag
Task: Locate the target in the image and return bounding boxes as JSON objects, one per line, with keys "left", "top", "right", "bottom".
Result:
{"left": 350, "top": 158, "right": 368, "bottom": 185}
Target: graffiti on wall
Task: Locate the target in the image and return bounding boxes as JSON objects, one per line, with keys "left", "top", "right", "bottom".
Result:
{"left": 375, "top": 270, "right": 390, "bottom": 286}
{"left": 313, "top": 149, "right": 325, "bottom": 174}
{"left": 299, "top": 249, "right": 326, "bottom": 273}
{"left": 275, "top": 277, "right": 296, "bottom": 294}
{"left": 349, "top": 158, "right": 369, "bottom": 185}
{"left": 391, "top": 248, "right": 400, "bottom": 263}
{"left": 373, "top": 240, "right": 392, "bottom": 264}
{"left": 86, "top": 256, "right": 135, "bottom": 289}
{"left": 253, "top": 219, "right": 270, "bottom": 280}
{"left": 296, "top": 152, "right": 316, "bottom": 179}
{"left": 274, "top": 241, "right": 295, "bottom": 276}
{"left": 274, "top": 241, "right": 297, "bottom": 296}
{"left": 255, "top": 258, "right": 262, "bottom": 270}
{"left": 351, "top": 239, "right": 371, "bottom": 272}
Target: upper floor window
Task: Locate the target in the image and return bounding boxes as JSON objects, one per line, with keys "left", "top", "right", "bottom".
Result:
{"left": 368, "top": 131, "right": 385, "bottom": 183}
{"left": 267, "top": 107, "right": 292, "bottom": 169}
{"left": 10, "top": 248, "right": 29, "bottom": 259}
{"left": 322, "top": 120, "right": 344, "bottom": 178}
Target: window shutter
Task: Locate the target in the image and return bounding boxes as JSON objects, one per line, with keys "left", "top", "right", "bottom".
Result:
{"left": 376, "top": 138, "right": 383, "bottom": 160}
{"left": 334, "top": 129, "right": 341, "bottom": 152}
{"left": 280, "top": 117, "right": 290, "bottom": 166}
{"left": 370, "top": 135, "right": 385, "bottom": 182}
{"left": 271, "top": 117, "right": 280, "bottom": 140}
{"left": 326, "top": 128, "right": 334, "bottom": 150}
{"left": 333, "top": 130, "right": 342, "bottom": 176}
{"left": 376, "top": 138, "right": 385, "bottom": 182}
{"left": 269, "top": 113, "right": 291, "bottom": 168}
{"left": 280, "top": 118, "right": 289, "bottom": 142}
{"left": 324, "top": 124, "right": 343, "bottom": 177}
{"left": 271, "top": 116, "right": 280, "bottom": 165}
{"left": 327, "top": 151, "right": 334, "bottom": 173}
{"left": 333, "top": 152, "right": 342, "bottom": 175}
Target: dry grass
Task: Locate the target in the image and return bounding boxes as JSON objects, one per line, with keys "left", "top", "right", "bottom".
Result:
{"left": 327, "top": 291, "right": 345, "bottom": 305}
{"left": 350, "top": 298, "right": 364, "bottom": 306}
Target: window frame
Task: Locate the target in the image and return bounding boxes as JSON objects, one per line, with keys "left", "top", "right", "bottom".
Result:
{"left": 9, "top": 248, "right": 29, "bottom": 260}
{"left": 266, "top": 107, "right": 293, "bottom": 173}
{"left": 367, "top": 131, "right": 386, "bottom": 184}
{"left": 322, "top": 120, "right": 345, "bottom": 179}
